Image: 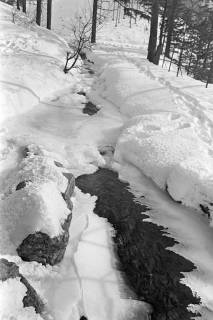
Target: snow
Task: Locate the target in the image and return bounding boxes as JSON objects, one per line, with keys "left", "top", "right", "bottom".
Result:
{"left": 0, "top": 2, "right": 74, "bottom": 123}
{"left": 52, "top": 0, "right": 93, "bottom": 40}
{"left": 114, "top": 113, "right": 213, "bottom": 221}
{"left": 114, "top": 162, "right": 213, "bottom": 319}
{"left": 93, "top": 21, "right": 213, "bottom": 222}
{"left": 0, "top": 145, "right": 69, "bottom": 253}
{"left": 6, "top": 188, "right": 151, "bottom": 320}
{"left": 1, "top": 1, "right": 213, "bottom": 319}
{"left": 0, "top": 278, "right": 43, "bottom": 320}
{"left": 74, "top": 206, "right": 150, "bottom": 320}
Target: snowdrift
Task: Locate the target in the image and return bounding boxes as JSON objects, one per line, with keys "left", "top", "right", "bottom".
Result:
{"left": 0, "top": 2, "right": 73, "bottom": 123}
{"left": 96, "top": 57, "right": 213, "bottom": 223}
{"left": 0, "top": 144, "right": 69, "bottom": 255}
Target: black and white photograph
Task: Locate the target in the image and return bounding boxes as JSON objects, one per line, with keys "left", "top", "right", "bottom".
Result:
{"left": 0, "top": 0, "right": 213, "bottom": 319}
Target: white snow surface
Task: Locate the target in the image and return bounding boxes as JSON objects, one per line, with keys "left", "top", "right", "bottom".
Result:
{"left": 0, "top": 2, "right": 74, "bottom": 123}
{"left": 93, "top": 21, "right": 213, "bottom": 222}
{"left": 1, "top": 1, "right": 213, "bottom": 319}
{"left": 0, "top": 278, "right": 43, "bottom": 320}
{"left": 0, "top": 144, "right": 69, "bottom": 254}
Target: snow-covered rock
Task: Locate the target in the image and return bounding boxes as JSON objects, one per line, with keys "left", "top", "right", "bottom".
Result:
{"left": 0, "top": 145, "right": 75, "bottom": 264}
{"left": 0, "top": 258, "right": 44, "bottom": 319}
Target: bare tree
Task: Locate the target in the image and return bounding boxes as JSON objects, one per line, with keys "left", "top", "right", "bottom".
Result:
{"left": 64, "top": 13, "right": 92, "bottom": 73}
{"left": 147, "top": 0, "right": 159, "bottom": 64}
{"left": 165, "top": 0, "right": 178, "bottom": 58}
{"left": 36, "top": 0, "right": 42, "bottom": 26}
{"left": 91, "top": 0, "right": 98, "bottom": 43}
{"left": 47, "top": 0, "right": 52, "bottom": 29}
{"left": 23, "top": 0, "right": 26, "bottom": 13}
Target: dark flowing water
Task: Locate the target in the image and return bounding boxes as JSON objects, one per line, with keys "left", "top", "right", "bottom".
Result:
{"left": 76, "top": 168, "right": 200, "bottom": 320}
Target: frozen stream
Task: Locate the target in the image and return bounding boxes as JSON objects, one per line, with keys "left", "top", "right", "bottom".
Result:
{"left": 2, "top": 47, "right": 213, "bottom": 320}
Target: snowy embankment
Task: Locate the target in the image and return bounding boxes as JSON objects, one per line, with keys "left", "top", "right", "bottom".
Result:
{"left": 92, "top": 32, "right": 213, "bottom": 224}
{"left": 0, "top": 3, "right": 76, "bottom": 319}
{"left": 0, "top": 2, "right": 74, "bottom": 123}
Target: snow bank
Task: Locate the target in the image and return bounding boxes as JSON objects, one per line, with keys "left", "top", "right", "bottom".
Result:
{"left": 0, "top": 145, "right": 69, "bottom": 254}
{"left": 0, "top": 2, "right": 74, "bottom": 123}
{"left": 96, "top": 55, "right": 213, "bottom": 222}
{"left": 115, "top": 114, "right": 213, "bottom": 219}
{"left": 74, "top": 189, "right": 150, "bottom": 320}
{"left": 0, "top": 278, "right": 42, "bottom": 320}
{"left": 96, "top": 60, "right": 177, "bottom": 117}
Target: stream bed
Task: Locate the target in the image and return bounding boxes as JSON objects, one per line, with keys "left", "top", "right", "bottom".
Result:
{"left": 76, "top": 168, "right": 200, "bottom": 320}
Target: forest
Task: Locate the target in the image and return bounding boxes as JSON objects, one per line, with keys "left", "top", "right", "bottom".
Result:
{"left": 10, "top": 0, "right": 213, "bottom": 86}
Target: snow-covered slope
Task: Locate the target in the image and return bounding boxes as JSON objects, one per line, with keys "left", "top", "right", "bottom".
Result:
{"left": 0, "top": 2, "right": 74, "bottom": 123}
{"left": 92, "top": 19, "right": 213, "bottom": 224}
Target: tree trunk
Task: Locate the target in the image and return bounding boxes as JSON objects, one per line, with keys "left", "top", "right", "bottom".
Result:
{"left": 147, "top": 0, "right": 159, "bottom": 64}
{"left": 154, "top": 0, "right": 168, "bottom": 65}
{"left": 22, "top": 0, "right": 26, "bottom": 13}
{"left": 91, "top": 0, "right": 98, "bottom": 43}
{"left": 36, "top": 0, "right": 42, "bottom": 26}
{"left": 17, "top": 0, "right": 20, "bottom": 10}
{"left": 47, "top": 0, "right": 52, "bottom": 30}
{"left": 165, "top": 0, "right": 178, "bottom": 58}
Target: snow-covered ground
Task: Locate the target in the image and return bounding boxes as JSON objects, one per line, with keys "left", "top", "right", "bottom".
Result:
{"left": 95, "top": 20, "right": 213, "bottom": 224}
{"left": 1, "top": 1, "right": 213, "bottom": 319}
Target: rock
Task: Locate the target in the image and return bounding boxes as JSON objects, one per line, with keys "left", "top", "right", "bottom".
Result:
{"left": 77, "top": 91, "right": 86, "bottom": 96}
{"left": 0, "top": 258, "right": 19, "bottom": 281}
{"left": 17, "top": 214, "right": 72, "bottom": 266}
{"left": 17, "top": 171, "right": 75, "bottom": 266}
{"left": 20, "top": 275, "right": 45, "bottom": 314}
{"left": 54, "top": 161, "right": 64, "bottom": 168}
{"left": 16, "top": 180, "right": 31, "bottom": 191}
{"left": 99, "top": 145, "right": 115, "bottom": 156}
{"left": 0, "top": 258, "right": 45, "bottom": 315}
{"left": 82, "top": 101, "right": 100, "bottom": 116}
{"left": 200, "top": 204, "right": 210, "bottom": 218}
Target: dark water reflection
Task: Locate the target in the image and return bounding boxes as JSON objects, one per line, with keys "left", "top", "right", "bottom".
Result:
{"left": 76, "top": 168, "right": 200, "bottom": 320}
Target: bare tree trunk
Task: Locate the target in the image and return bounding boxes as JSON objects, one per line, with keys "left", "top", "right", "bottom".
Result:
{"left": 22, "top": 0, "right": 26, "bottom": 13}
{"left": 112, "top": 0, "right": 116, "bottom": 21}
{"left": 36, "top": 0, "right": 42, "bottom": 26}
{"left": 47, "top": 0, "right": 52, "bottom": 30}
{"left": 177, "top": 25, "right": 186, "bottom": 77}
{"left": 154, "top": 0, "right": 168, "bottom": 65}
{"left": 165, "top": 0, "right": 177, "bottom": 58}
{"left": 91, "top": 0, "right": 98, "bottom": 43}
{"left": 147, "top": 0, "right": 159, "bottom": 64}
{"left": 17, "top": 0, "right": 20, "bottom": 10}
